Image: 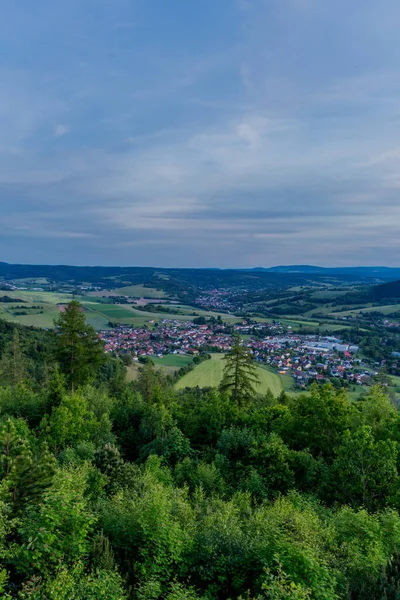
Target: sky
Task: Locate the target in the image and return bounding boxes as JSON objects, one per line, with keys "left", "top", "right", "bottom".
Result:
{"left": 1, "top": 0, "right": 400, "bottom": 268}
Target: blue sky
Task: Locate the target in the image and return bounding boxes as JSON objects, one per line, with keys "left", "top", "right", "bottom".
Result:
{"left": 1, "top": 0, "right": 400, "bottom": 268}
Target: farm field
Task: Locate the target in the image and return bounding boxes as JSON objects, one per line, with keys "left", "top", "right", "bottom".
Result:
{"left": 125, "top": 363, "right": 141, "bottom": 382}
{"left": 11, "top": 278, "right": 51, "bottom": 286}
{"left": 0, "top": 291, "right": 112, "bottom": 330}
{"left": 151, "top": 355, "right": 193, "bottom": 368}
{"left": 388, "top": 375, "right": 400, "bottom": 398}
{"left": 318, "top": 323, "right": 353, "bottom": 333}
{"left": 263, "top": 366, "right": 304, "bottom": 397}
{"left": 0, "top": 290, "right": 75, "bottom": 304}
{"left": 330, "top": 304, "right": 400, "bottom": 317}
{"left": 0, "top": 290, "right": 74, "bottom": 328}
{"left": 175, "top": 354, "right": 226, "bottom": 389}
{"left": 89, "top": 285, "right": 167, "bottom": 299}
{"left": 158, "top": 304, "right": 239, "bottom": 322}
{"left": 82, "top": 302, "right": 239, "bottom": 328}
{"left": 310, "top": 290, "right": 351, "bottom": 300}
{"left": 279, "top": 318, "right": 319, "bottom": 330}
{"left": 175, "top": 354, "right": 288, "bottom": 395}
{"left": 125, "top": 354, "right": 193, "bottom": 382}
{"left": 0, "top": 289, "right": 238, "bottom": 330}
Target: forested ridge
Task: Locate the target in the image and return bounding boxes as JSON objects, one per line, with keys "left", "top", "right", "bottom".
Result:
{"left": 0, "top": 303, "right": 400, "bottom": 598}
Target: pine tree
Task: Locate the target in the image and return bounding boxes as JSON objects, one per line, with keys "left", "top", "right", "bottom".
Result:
{"left": 0, "top": 417, "right": 27, "bottom": 478}
{"left": 54, "top": 301, "right": 105, "bottom": 391}
{"left": 0, "top": 419, "right": 56, "bottom": 511}
{"left": 7, "top": 442, "right": 56, "bottom": 512}
{"left": 219, "top": 336, "right": 260, "bottom": 406}
{"left": 47, "top": 365, "right": 66, "bottom": 408}
{"left": 136, "top": 360, "right": 167, "bottom": 403}
{"left": 92, "top": 531, "right": 116, "bottom": 571}
{"left": 0, "top": 329, "right": 30, "bottom": 386}
{"left": 94, "top": 443, "right": 125, "bottom": 493}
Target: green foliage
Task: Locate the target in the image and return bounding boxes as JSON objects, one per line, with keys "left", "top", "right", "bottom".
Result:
{"left": 54, "top": 301, "right": 105, "bottom": 390}
{"left": 18, "top": 563, "right": 127, "bottom": 600}
{"left": 2, "top": 318, "right": 400, "bottom": 598}
{"left": 0, "top": 329, "right": 31, "bottom": 387}
{"left": 219, "top": 336, "right": 260, "bottom": 406}
{"left": 352, "top": 385, "right": 399, "bottom": 440}
{"left": 0, "top": 417, "right": 56, "bottom": 512}
{"left": 174, "top": 457, "right": 226, "bottom": 496}
{"left": 329, "top": 426, "right": 399, "bottom": 510}
{"left": 15, "top": 465, "right": 97, "bottom": 576}
{"left": 136, "top": 361, "right": 169, "bottom": 403}
{"left": 258, "top": 561, "right": 313, "bottom": 599}
{"left": 139, "top": 426, "right": 193, "bottom": 466}
{"left": 100, "top": 457, "right": 192, "bottom": 587}
{"left": 42, "top": 389, "right": 113, "bottom": 451}
{"left": 0, "top": 384, "right": 48, "bottom": 427}
{"left": 277, "top": 384, "right": 350, "bottom": 457}
{"left": 174, "top": 388, "right": 237, "bottom": 448}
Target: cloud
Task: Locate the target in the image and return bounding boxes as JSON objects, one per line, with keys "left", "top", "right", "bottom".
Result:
{"left": 1, "top": 0, "right": 400, "bottom": 267}
{"left": 54, "top": 124, "right": 70, "bottom": 137}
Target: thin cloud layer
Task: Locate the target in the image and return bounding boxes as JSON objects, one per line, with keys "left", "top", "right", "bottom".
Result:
{"left": 0, "top": 0, "right": 400, "bottom": 267}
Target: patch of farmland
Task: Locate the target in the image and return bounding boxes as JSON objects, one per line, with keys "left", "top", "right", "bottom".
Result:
{"left": 175, "top": 354, "right": 284, "bottom": 395}
{"left": 0, "top": 290, "right": 75, "bottom": 305}
{"left": 151, "top": 355, "right": 193, "bottom": 368}
{"left": 310, "top": 290, "right": 350, "bottom": 300}
{"left": 114, "top": 285, "right": 167, "bottom": 298}
{"left": 331, "top": 304, "right": 400, "bottom": 317}
{"left": 82, "top": 303, "right": 137, "bottom": 320}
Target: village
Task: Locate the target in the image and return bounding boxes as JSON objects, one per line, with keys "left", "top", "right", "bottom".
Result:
{"left": 98, "top": 320, "right": 378, "bottom": 389}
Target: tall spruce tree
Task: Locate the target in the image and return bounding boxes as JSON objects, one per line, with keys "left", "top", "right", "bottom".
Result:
{"left": 54, "top": 301, "right": 105, "bottom": 391}
{"left": 0, "top": 418, "right": 55, "bottom": 512}
{"left": 219, "top": 335, "right": 259, "bottom": 406}
{"left": 0, "top": 329, "right": 30, "bottom": 386}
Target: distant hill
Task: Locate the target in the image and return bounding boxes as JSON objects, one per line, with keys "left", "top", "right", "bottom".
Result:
{"left": 370, "top": 279, "right": 400, "bottom": 301}
{"left": 252, "top": 265, "right": 327, "bottom": 273}
{"left": 1, "top": 262, "right": 399, "bottom": 300}
{"left": 256, "top": 265, "right": 400, "bottom": 278}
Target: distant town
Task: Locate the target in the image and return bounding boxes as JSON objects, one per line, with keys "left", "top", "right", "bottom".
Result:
{"left": 97, "top": 319, "right": 384, "bottom": 390}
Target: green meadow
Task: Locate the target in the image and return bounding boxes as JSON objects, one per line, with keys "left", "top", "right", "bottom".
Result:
{"left": 175, "top": 354, "right": 287, "bottom": 395}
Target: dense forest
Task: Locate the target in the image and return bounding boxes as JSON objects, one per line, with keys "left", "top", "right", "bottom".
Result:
{"left": 0, "top": 303, "right": 400, "bottom": 598}
{"left": 0, "top": 262, "right": 395, "bottom": 298}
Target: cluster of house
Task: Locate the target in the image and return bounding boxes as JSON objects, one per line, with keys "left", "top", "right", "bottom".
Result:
{"left": 99, "top": 320, "right": 372, "bottom": 387}
{"left": 99, "top": 320, "right": 234, "bottom": 357}
{"left": 384, "top": 319, "right": 400, "bottom": 329}
{"left": 195, "top": 289, "right": 241, "bottom": 312}
{"left": 246, "top": 336, "right": 370, "bottom": 387}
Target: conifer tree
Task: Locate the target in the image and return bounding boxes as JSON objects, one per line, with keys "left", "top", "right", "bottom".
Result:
{"left": 0, "top": 329, "right": 30, "bottom": 386}
{"left": 219, "top": 335, "right": 259, "bottom": 406}
{"left": 54, "top": 301, "right": 105, "bottom": 391}
{"left": 47, "top": 365, "right": 66, "bottom": 408}
{"left": 0, "top": 418, "right": 56, "bottom": 511}
{"left": 6, "top": 442, "right": 56, "bottom": 512}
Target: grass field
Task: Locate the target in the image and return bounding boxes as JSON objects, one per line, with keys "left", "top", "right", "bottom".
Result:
{"left": 125, "top": 355, "right": 193, "bottom": 382}
{"left": 175, "top": 354, "right": 286, "bottom": 395}
{"left": 0, "top": 288, "right": 242, "bottom": 330}
{"left": 0, "top": 290, "right": 75, "bottom": 304}
{"left": 279, "top": 318, "right": 319, "bottom": 330}
{"left": 83, "top": 303, "right": 138, "bottom": 320}
{"left": 330, "top": 304, "right": 400, "bottom": 317}
{"left": 318, "top": 323, "right": 353, "bottom": 332}
{"left": 152, "top": 355, "right": 193, "bottom": 368}
{"left": 0, "top": 290, "right": 75, "bottom": 328}
{"left": 90, "top": 285, "right": 167, "bottom": 299}
{"left": 125, "top": 363, "right": 141, "bottom": 382}
{"left": 310, "top": 290, "right": 350, "bottom": 300}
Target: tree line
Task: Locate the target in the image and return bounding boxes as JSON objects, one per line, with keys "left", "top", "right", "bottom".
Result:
{"left": 0, "top": 302, "right": 399, "bottom": 597}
